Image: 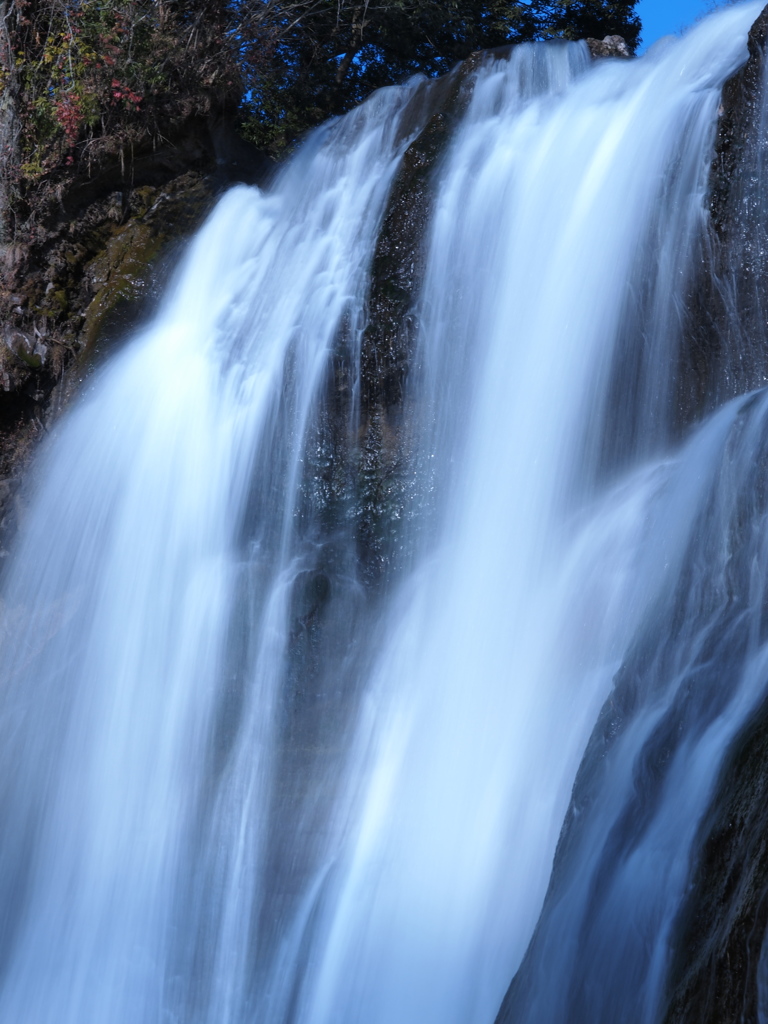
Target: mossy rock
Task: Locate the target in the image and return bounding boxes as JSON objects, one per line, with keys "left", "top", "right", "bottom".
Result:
{"left": 83, "top": 221, "right": 162, "bottom": 348}
{"left": 79, "top": 171, "right": 216, "bottom": 358}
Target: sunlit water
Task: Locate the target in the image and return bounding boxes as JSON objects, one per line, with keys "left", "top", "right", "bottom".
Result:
{"left": 0, "top": 4, "right": 765, "bottom": 1024}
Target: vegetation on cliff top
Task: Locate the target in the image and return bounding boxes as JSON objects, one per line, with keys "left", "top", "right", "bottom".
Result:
{"left": 1, "top": 0, "right": 640, "bottom": 198}
{"left": 237, "top": 0, "right": 641, "bottom": 150}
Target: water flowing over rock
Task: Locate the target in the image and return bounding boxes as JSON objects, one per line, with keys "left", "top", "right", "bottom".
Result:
{"left": 0, "top": 111, "right": 272, "bottom": 562}
{"left": 1, "top": 5, "right": 768, "bottom": 1024}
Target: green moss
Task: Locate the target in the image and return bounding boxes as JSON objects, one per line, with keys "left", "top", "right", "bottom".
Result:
{"left": 83, "top": 221, "right": 162, "bottom": 348}
{"left": 80, "top": 173, "right": 215, "bottom": 355}
{"left": 14, "top": 348, "right": 42, "bottom": 370}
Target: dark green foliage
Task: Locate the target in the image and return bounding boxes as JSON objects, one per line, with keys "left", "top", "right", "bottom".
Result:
{"left": 238, "top": 0, "right": 641, "bottom": 152}
{"left": 542, "top": 0, "right": 641, "bottom": 42}
{"left": 3, "top": 0, "right": 240, "bottom": 193}
{"left": 1, "top": 0, "right": 640, "bottom": 182}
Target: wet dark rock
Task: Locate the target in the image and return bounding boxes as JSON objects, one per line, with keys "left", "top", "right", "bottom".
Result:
{"left": 352, "top": 51, "right": 495, "bottom": 583}
{"left": 497, "top": 388, "right": 768, "bottom": 1024}
{"left": 586, "top": 35, "right": 631, "bottom": 59}
{"left": 709, "top": 6, "right": 768, "bottom": 234}
{"left": 360, "top": 51, "right": 494, "bottom": 419}
{"left": 283, "top": 53, "right": 503, "bottom": 592}
{"left": 78, "top": 173, "right": 214, "bottom": 353}
{"left": 658, "top": 13, "right": 768, "bottom": 1001}
{"left": 663, "top": 696, "right": 768, "bottom": 1024}
{"left": 0, "top": 172, "right": 217, "bottom": 556}
{"left": 0, "top": 123, "right": 273, "bottom": 558}
{"left": 682, "top": 4, "right": 768, "bottom": 424}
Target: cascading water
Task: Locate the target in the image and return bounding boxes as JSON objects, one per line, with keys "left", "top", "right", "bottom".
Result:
{"left": 0, "top": 82, "right": 439, "bottom": 1024}
{"left": 0, "top": 4, "right": 767, "bottom": 1024}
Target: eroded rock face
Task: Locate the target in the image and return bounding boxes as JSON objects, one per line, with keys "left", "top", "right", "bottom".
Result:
{"left": 709, "top": 6, "right": 768, "bottom": 231}
{"left": 586, "top": 35, "right": 631, "bottom": 59}
{"left": 0, "top": 125, "right": 272, "bottom": 558}
{"left": 304, "top": 47, "right": 521, "bottom": 588}
{"left": 663, "top": 697, "right": 768, "bottom": 1024}
{"left": 352, "top": 55, "right": 488, "bottom": 582}
{"left": 681, "top": 5, "right": 768, "bottom": 427}
{"left": 659, "top": 20, "right": 768, "bottom": 1015}
{"left": 0, "top": 172, "right": 216, "bottom": 554}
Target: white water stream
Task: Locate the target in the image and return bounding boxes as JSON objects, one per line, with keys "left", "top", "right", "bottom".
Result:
{"left": 0, "top": 5, "right": 765, "bottom": 1023}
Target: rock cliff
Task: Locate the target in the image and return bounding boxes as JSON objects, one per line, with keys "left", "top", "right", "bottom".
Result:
{"left": 661, "top": 18, "right": 768, "bottom": 1014}
{"left": 0, "top": 116, "right": 271, "bottom": 557}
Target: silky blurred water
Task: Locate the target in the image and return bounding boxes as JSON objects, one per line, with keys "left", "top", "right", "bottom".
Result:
{"left": 0, "top": 4, "right": 765, "bottom": 1024}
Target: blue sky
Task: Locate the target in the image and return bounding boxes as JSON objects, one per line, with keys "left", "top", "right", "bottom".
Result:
{"left": 636, "top": 0, "right": 724, "bottom": 50}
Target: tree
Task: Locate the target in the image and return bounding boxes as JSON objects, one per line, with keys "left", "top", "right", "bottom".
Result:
{"left": 0, "top": 0, "right": 641, "bottom": 196}
{"left": 237, "top": 0, "right": 641, "bottom": 151}
{"left": 1, "top": 0, "right": 240, "bottom": 187}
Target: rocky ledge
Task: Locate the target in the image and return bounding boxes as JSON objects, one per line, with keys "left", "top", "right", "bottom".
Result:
{"left": 0, "top": 119, "right": 272, "bottom": 558}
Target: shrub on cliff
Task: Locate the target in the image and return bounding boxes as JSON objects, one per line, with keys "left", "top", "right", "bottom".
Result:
{"left": 0, "top": 0, "right": 641, "bottom": 197}
{"left": 238, "top": 0, "right": 642, "bottom": 151}
{"left": 3, "top": 1, "right": 238, "bottom": 196}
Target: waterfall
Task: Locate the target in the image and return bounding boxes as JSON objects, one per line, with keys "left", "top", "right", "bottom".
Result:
{"left": 0, "top": 4, "right": 766, "bottom": 1023}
